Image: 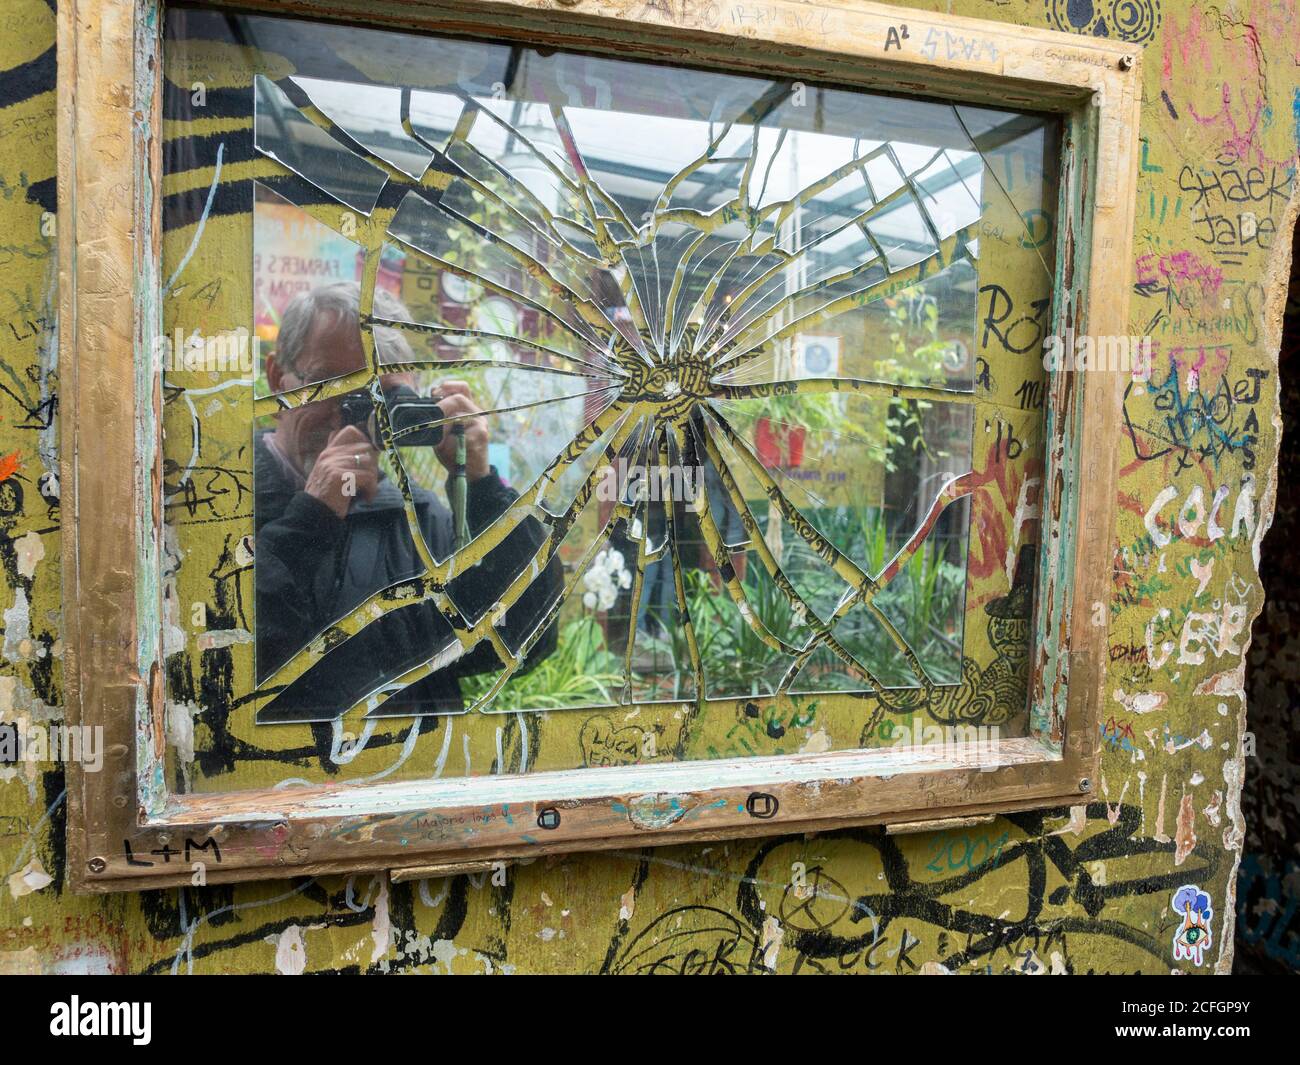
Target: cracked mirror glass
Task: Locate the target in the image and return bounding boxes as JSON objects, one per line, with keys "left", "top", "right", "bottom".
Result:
{"left": 162, "top": 9, "right": 1059, "bottom": 789}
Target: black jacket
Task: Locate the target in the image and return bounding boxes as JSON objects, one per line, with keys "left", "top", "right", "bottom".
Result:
{"left": 253, "top": 430, "right": 560, "bottom": 723}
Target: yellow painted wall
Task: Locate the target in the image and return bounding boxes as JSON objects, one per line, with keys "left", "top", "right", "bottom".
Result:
{"left": 0, "top": 0, "right": 1296, "bottom": 973}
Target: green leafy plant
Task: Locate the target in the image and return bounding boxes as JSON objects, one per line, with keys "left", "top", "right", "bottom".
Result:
{"left": 810, "top": 501, "right": 965, "bottom": 685}
{"left": 461, "top": 614, "right": 624, "bottom": 711}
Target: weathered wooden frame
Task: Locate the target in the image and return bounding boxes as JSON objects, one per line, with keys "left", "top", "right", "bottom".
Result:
{"left": 58, "top": 0, "right": 1138, "bottom": 892}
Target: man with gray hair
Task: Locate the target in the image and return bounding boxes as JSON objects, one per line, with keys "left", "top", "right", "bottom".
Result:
{"left": 254, "top": 281, "right": 558, "bottom": 723}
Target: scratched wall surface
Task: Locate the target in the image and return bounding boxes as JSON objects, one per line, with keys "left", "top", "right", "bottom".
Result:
{"left": 0, "top": 0, "right": 1296, "bottom": 975}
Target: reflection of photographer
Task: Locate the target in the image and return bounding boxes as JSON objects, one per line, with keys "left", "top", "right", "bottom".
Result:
{"left": 255, "top": 281, "right": 558, "bottom": 722}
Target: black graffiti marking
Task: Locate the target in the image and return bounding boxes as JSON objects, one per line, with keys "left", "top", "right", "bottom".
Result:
{"left": 122, "top": 835, "right": 222, "bottom": 868}
{"left": 990, "top": 418, "right": 1025, "bottom": 461}
{"left": 151, "top": 842, "right": 182, "bottom": 863}
{"left": 0, "top": 373, "right": 57, "bottom": 432}
{"left": 733, "top": 801, "right": 1220, "bottom": 971}
{"left": 745, "top": 792, "right": 779, "bottom": 819}
{"left": 186, "top": 836, "right": 222, "bottom": 864}
{"left": 105, "top": 800, "right": 1221, "bottom": 972}
{"left": 979, "top": 283, "right": 1051, "bottom": 356}
{"left": 138, "top": 901, "right": 373, "bottom": 975}
{"left": 608, "top": 905, "right": 765, "bottom": 974}
{"left": 163, "top": 462, "right": 253, "bottom": 523}
{"left": 779, "top": 867, "right": 852, "bottom": 932}
{"left": 1178, "top": 164, "right": 1293, "bottom": 213}
{"left": 123, "top": 840, "right": 152, "bottom": 867}
{"left": 1015, "top": 378, "right": 1045, "bottom": 411}
{"left": 1192, "top": 210, "right": 1278, "bottom": 251}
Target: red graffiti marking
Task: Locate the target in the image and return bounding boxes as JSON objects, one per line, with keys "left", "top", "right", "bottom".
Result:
{"left": 0, "top": 451, "right": 21, "bottom": 482}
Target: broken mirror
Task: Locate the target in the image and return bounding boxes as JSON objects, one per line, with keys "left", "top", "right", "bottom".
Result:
{"left": 161, "top": 10, "right": 1059, "bottom": 789}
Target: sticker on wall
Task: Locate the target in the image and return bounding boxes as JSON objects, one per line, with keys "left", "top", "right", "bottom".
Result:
{"left": 1043, "top": 0, "right": 1161, "bottom": 45}
{"left": 1171, "top": 885, "right": 1214, "bottom": 966}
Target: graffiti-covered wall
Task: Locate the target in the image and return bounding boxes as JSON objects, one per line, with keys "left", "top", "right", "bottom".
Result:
{"left": 0, "top": 0, "right": 1296, "bottom": 974}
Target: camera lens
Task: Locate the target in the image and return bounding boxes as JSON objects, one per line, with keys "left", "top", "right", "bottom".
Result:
{"left": 384, "top": 385, "right": 443, "bottom": 447}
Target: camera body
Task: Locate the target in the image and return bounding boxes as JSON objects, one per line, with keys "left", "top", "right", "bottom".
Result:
{"left": 338, "top": 388, "right": 444, "bottom": 448}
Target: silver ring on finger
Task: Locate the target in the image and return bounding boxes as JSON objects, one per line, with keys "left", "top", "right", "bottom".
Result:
{"left": 353, "top": 453, "right": 363, "bottom": 467}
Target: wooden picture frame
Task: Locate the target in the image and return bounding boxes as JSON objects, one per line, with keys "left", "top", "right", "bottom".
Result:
{"left": 58, "top": 0, "right": 1138, "bottom": 891}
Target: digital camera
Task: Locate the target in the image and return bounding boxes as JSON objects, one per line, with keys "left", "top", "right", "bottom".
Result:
{"left": 338, "top": 386, "right": 444, "bottom": 448}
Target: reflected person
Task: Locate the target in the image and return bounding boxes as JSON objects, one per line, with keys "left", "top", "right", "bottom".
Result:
{"left": 254, "top": 281, "right": 559, "bottom": 722}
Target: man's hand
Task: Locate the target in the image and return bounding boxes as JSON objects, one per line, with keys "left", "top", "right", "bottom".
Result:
{"left": 433, "top": 380, "right": 490, "bottom": 482}
{"left": 304, "top": 424, "right": 379, "bottom": 518}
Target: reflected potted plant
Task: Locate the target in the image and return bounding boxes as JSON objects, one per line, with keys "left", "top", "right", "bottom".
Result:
{"left": 754, "top": 393, "right": 810, "bottom": 468}
{"left": 752, "top": 372, "right": 860, "bottom": 471}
